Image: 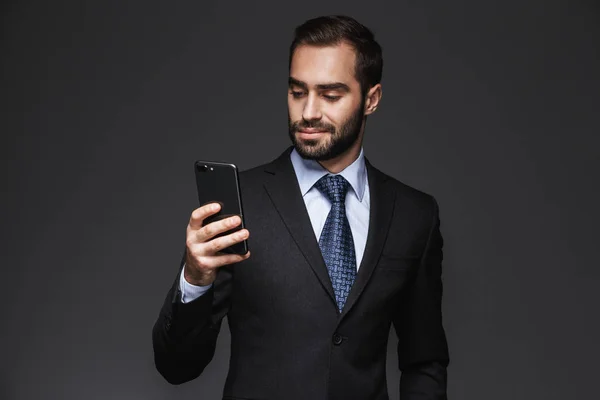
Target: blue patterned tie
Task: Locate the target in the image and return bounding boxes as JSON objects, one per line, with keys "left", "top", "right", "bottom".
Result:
{"left": 314, "top": 174, "right": 356, "bottom": 312}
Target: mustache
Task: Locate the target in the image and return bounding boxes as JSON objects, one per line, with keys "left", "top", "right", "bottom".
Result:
{"left": 290, "top": 120, "right": 336, "bottom": 133}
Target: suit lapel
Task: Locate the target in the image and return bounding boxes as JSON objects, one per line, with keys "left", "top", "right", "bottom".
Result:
{"left": 340, "top": 158, "right": 395, "bottom": 318}
{"left": 263, "top": 147, "right": 337, "bottom": 306}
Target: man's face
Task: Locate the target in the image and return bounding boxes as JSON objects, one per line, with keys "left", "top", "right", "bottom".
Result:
{"left": 288, "top": 43, "right": 365, "bottom": 161}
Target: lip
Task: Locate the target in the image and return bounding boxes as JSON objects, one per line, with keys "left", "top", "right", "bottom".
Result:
{"left": 297, "top": 131, "right": 327, "bottom": 139}
{"left": 298, "top": 129, "right": 328, "bottom": 134}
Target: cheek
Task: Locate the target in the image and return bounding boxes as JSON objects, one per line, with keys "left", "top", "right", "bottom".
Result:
{"left": 287, "top": 99, "right": 303, "bottom": 120}
{"left": 325, "top": 103, "right": 354, "bottom": 127}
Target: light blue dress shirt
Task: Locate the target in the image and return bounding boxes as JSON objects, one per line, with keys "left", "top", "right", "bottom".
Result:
{"left": 180, "top": 147, "right": 371, "bottom": 303}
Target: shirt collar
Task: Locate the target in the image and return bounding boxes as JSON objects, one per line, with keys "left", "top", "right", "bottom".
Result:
{"left": 290, "top": 147, "right": 367, "bottom": 201}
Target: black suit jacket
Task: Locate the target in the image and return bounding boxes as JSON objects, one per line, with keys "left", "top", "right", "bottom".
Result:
{"left": 153, "top": 147, "right": 449, "bottom": 399}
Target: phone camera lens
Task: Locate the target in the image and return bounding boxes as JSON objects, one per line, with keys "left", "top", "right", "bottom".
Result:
{"left": 198, "top": 164, "right": 209, "bottom": 172}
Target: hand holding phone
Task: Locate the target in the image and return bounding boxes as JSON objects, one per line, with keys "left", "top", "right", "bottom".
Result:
{"left": 184, "top": 202, "right": 250, "bottom": 287}
{"left": 194, "top": 160, "right": 249, "bottom": 255}
{"left": 183, "top": 160, "right": 251, "bottom": 287}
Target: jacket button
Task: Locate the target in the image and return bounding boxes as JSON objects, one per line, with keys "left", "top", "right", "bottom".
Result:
{"left": 332, "top": 333, "right": 343, "bottom": 346}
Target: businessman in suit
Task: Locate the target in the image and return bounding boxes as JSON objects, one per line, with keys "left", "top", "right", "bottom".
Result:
{"left": 153, "top": 15, "right": 449, "bottom": 399}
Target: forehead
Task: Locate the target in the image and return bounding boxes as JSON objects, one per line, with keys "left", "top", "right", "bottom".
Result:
{"left": 289, "top": 43, "right": 358, "bottom": 87}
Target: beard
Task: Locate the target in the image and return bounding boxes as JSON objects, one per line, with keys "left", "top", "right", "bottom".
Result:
{"left": 288, "top": 99, "right": 365, "bottom": 161}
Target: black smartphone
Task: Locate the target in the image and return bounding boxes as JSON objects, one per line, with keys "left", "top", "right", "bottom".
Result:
{"left": 194, "top": 160, "right": 249, "bottom": 255}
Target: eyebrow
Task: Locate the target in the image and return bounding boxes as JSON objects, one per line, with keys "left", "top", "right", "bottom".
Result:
{"left": 288, "top": 77, "right": 350, "bottom": 92}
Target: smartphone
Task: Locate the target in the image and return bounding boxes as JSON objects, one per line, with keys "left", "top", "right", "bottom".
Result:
{"left": 194, "top": 160, "right": 249, "bottom": 255}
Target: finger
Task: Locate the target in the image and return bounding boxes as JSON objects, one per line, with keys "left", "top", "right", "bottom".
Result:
{"left": 201, "top": 250, "right": 251, "bottom": 269}
{"left": 196, "top": 214, "right": 242, "bottom": 243}
{"left": 189, "top": 202, "right": 221, "bottom": 230}
{"left": 202, "top": 228, "right": 249, "bottom": 254}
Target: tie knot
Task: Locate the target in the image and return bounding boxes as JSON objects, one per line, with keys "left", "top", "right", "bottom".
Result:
{"left": 315, "top": 174, "right": 350, "bottom": 204}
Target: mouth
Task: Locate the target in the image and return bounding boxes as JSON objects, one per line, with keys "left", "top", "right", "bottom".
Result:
{"left": 297, "top": 130, "right": 327, "bottom": 140}
{"left": 297, "top": 129, "right": 329, "bottom": 134}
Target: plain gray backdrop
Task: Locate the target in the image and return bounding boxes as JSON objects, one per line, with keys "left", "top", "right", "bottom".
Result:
{"left": 1, "top": 0, "right": 599, "bottom": 399}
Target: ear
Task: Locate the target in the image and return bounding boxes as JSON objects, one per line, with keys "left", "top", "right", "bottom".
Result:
{"left": 364, "top": 83, "right": 382, "bottom": 116}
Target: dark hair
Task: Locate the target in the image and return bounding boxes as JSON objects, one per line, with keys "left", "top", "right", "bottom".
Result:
{"left": 289, "top": 15, "right": 383, "bottom": 95}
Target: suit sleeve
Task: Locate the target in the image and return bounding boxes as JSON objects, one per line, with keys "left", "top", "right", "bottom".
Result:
{"left": 152, "top": 248, "right": 232, "bottom": 384}
{"left": 392, "top": 195, "right": 449, "bottom": 399}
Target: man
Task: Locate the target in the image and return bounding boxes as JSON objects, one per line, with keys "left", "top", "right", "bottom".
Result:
{"left": 153, "top": 15, "right": 449, "bottom": 400}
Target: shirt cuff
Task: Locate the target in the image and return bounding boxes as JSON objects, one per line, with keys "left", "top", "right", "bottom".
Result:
{"left": 179, "top": 264, "right": 213, "bottom": 303}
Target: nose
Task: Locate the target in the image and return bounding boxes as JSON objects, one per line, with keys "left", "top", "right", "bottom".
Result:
{"left": 302, "top": 94, "right": 322, "bottom": 122}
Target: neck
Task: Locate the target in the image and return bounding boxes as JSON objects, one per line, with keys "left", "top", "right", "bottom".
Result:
{"left": 318, "top": 136, "right": 363, "bottom": 174}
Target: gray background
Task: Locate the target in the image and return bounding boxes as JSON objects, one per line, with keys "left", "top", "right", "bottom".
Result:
{"left": 2, "top": 0, "right": 599, "bottom": 399}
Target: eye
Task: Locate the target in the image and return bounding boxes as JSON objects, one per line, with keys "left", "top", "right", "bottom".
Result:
{"left": 290, "top": 90, "right": 305, "bottom": 98}
{"left": 323, "top": 94, "right": 341, "bottom": 102}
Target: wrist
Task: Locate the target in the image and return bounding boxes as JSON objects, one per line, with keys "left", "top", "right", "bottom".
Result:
{"left": 183, "top": 265, "right": 215, "bottom": 287}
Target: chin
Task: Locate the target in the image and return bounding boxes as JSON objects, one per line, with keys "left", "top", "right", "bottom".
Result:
{"left": 296, "top": 145, "right": 336, "bottom": 161}
{"left": 296, "top": 136, "right": 321, "bottom": 146}
{"left": 294, "top": 136, "right": 324, "bottom": 154}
